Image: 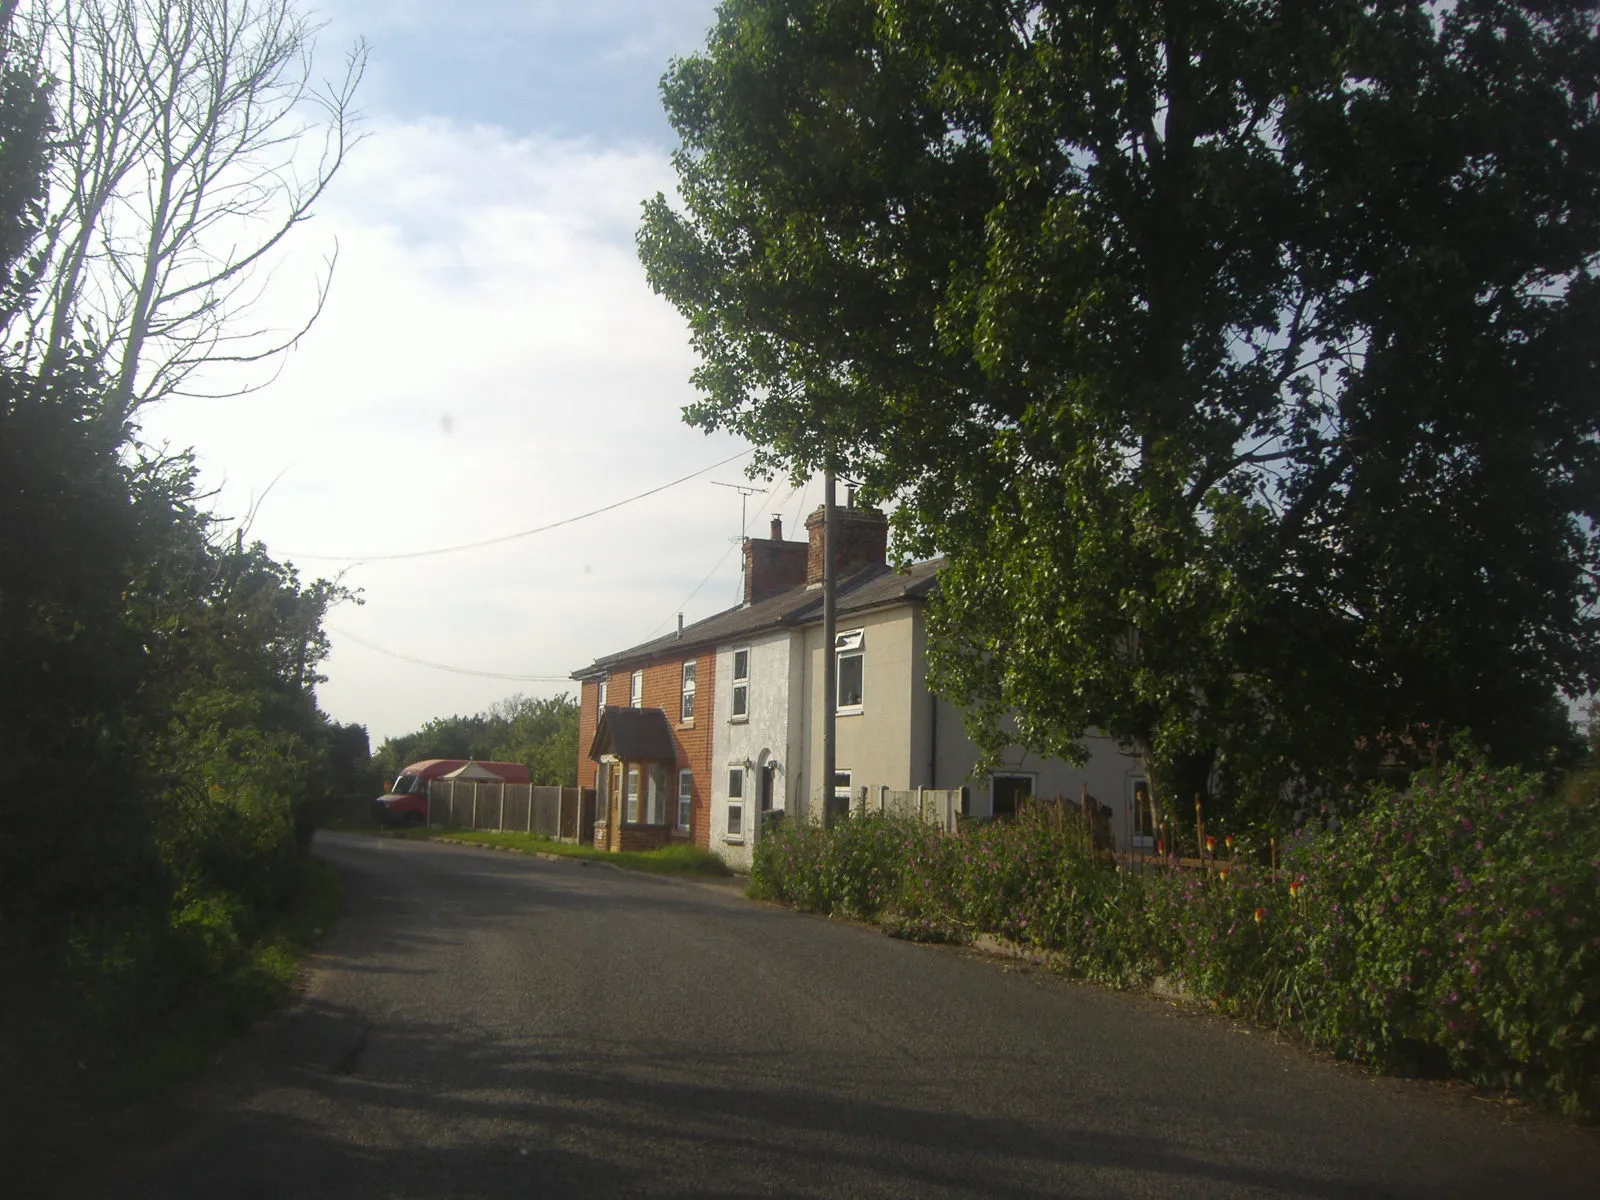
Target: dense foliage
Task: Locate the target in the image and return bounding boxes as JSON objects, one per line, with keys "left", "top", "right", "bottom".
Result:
{"left": 752, "top": 758, "right": 1600, "bottom": 1117}
{"left": 642, "top": 0, "right": 1600, "bottom": 830}
{"left": 0, "top": 4, "right": 366, "bottom": 1157}
{"left": 372, "top": 692, "right": 581, "bottom": 790}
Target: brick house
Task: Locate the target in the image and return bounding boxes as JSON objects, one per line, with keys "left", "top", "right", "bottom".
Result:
{"left": 573, "top": 640, "right": 717, "bottom": 852}
{"left": 570, "top": 507, "right": 919, "bottom": 856}
{"left": 575, "top": 504, "right": 1143, "bottom": 864}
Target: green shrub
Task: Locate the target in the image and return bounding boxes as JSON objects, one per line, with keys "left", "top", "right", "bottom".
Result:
{"left": 1280, "top": 759, "right": 1600, "bottom": 1115}
{"left": 754, "top": 756, "right": 1600, "bottom": 1117}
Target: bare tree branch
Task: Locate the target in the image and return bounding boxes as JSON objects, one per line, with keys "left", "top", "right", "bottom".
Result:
{"left": 16, "top": 0, "right": 365, "bottom": 421}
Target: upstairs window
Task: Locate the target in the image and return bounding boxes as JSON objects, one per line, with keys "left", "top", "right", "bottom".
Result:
{"left": 597, "top": 678, "right": 607, "bottom": 718}
{"left": 731, "top": 648, "right": 750, "bottom": 720}
{"left": 681, "top": 659, "right": 696, "bottom": 721}
{"left": 630, "top": 669, "right": 643, "bottom": 708}
{"left": 836, "top": 629, "right": 864, "bottom": 711}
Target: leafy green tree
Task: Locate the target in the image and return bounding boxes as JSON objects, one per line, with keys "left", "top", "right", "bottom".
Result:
{"left": 494, "top": 693, "right": 581, "bottom": 787}
{"left": 373, "top": 693, "right": 580, "bottom": 789}
{"left": 640, "top": 0, "right": 1600, "bottom": 830}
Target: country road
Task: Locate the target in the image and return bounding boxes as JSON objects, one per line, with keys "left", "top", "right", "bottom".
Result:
{"left": 49, "top": 831, "right": 1600, "bottom": 1199}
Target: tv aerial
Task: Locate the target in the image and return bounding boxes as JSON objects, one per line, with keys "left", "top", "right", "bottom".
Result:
{"left": 711, "top": 480, "right": 761, "bottom": 543}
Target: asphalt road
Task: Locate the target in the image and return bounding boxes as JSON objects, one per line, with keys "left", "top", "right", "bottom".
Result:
{"left": 51, "top": 831, "right": 1600, "bottom": 1199}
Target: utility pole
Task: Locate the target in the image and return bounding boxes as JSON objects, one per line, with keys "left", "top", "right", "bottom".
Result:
{"left": 822, "top": 465, "right": 838, "bottom": 827}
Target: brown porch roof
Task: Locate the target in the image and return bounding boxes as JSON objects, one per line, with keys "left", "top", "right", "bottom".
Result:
{"left": 589, "top": 705, "right": 677, "bottom": 763}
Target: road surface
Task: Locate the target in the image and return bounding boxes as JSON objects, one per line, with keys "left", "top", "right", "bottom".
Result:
{"left": 50, "top": 831, "right": 1600, "bottom": 1198}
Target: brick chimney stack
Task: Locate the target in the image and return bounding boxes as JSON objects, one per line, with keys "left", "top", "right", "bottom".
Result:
{"left": 742, "top": 516, "right": 808, "bottom": 605}
{"left": 804, "top": 502, "right": 889, "bottom": 586}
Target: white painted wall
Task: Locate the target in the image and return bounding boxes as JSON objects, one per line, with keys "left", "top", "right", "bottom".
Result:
{"left": 806, "top": 602, "right": 1152, "bottom": 852}
{"left": 710, "top": 596, "right": 1156, "bottom": 857}
{"left": 801, "top": 607, "right": 921, "bottom": 814}
{"left": 710, "top": 628, "right": 799, "bottom": 870}
{"left": 931, "top": 700, "right": 1147, "bottom": 848}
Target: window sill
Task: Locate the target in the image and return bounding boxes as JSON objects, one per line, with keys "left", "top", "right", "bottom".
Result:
{"left": 678, "top": 718, "right": 694, "bottom": 729}
{"left": 837, "top": 705, "right": 864, "bottom": 717}
{"left": 722, "top": 835, "right": 744, "bottom": 845}
{"left": 728, "top": 715, "right": 749, "bottom": 725}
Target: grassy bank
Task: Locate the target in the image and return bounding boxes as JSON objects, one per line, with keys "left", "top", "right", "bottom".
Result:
{"left": 1, "top": 855, "right": 344, "bottom": 1180}
{"left": 389, "top": 825, "right": 733, "bottom": 878}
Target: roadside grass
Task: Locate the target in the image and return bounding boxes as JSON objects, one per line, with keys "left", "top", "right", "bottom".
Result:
{"left": 388, "top": 825, "right": 733, "bottom": 878}
{"left": 127, "top": 856, "right": 345, "bottom": 1097}
{"left": 0, "top": 856, "right": 343, "bottom": 1182}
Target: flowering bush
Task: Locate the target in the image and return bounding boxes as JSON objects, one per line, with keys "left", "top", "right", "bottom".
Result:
{"left": 750, "top": 756, "right": 1600, "bottom": 1117}
{"left": 1279, "top": 759, "right": 1600, "bottom": 1115}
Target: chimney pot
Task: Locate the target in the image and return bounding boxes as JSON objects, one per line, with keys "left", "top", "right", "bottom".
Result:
{"left": 676, "top": 613, "right": 683, "bottom": 639}
{"left": 771, "top": 515, "right": 783, "bottom": 540}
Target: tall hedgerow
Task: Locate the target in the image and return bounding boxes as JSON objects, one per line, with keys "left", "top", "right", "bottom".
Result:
{"left": 752, "top": 755, "right": 1600, "bottom": 1117}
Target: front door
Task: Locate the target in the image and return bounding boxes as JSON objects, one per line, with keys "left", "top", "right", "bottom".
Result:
{"left": 760, "top": 763, "right": 776, "bottom": 812}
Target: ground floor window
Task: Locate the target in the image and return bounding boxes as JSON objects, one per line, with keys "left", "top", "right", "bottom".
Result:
{"left": 832, "top": 770, "right": 852, "bottom": 813}
{"left": 727, "top": 767, "right": 745, "bottom": 837}
{"left": 990, "top": 774, "right": 1035, "bottom": 821}
{"left": 647, "top": 765, "right": 669, "bottom": 825}
{"left": 625, "top": 766, "right": 640, "bottom": 823}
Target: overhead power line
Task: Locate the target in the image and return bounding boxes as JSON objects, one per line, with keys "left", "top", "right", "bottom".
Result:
{"left": 644, "top": 477, "right": 798, "bottom": 640}
{"left": 290, "top": 448, "right": 754, "bottom": 563}
{"left": 330, "top": 624, "right": 572, "bottom": 682}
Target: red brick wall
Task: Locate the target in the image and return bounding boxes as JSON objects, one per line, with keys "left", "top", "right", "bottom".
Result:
{"left": 743, "top": 536, "right": 808, "bottom": 603}
{"left": 576, "top": 650, "right": 717, "bottom": 850}
{"left": 804, "top": 505, "right": 889, "bottom": 584}
{"left": 577, "top": 679, "right": 600, "bottom": 789}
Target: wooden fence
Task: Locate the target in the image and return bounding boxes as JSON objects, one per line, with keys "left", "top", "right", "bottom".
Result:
{"left": 426, "top": 780, "right": 595, "bottom": 843}
{"left": 859, "top": 786, "right": 965, "bottom": 833}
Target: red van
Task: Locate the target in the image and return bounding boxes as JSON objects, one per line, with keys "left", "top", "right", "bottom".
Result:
{"left": 374, "top": 759, "right": 531, "bottom": 826}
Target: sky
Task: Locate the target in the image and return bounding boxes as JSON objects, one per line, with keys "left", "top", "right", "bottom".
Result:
{"left": 136, "top": 0, "right": 828, "bottom": 745}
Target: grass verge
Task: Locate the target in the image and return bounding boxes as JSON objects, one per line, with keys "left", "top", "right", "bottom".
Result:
{"left": 386, "top": 825, "right": 733, "bottom": 878}
{"left": 0, "top": 855, "right": 344, "bottom": 1183}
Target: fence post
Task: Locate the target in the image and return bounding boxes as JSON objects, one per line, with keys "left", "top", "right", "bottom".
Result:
{"left": 498, "top": 783, "right": 505, "bottom": 832}
{"left": 449, "top": 781, "right": 456, "bottom": 827}
{"left": 472, "top": 782, "right": 479, "bottom": 829}
{"left": 530, "top": 786, "right": 536, "bottom": 835}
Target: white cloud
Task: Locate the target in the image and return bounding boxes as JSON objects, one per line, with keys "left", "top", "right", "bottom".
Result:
{"left": 137, "top": 114, "right": 780, "bottom": 743}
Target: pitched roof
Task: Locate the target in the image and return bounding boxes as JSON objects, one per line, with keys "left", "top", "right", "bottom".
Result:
{"left": 589, "top": 706, "right": 677, "bottom": 763}
{"left": 440, "top": 760, "right": 504, "bottom": 781}
{"left": 571, "top": 558, "right": 945, "bottom": 679}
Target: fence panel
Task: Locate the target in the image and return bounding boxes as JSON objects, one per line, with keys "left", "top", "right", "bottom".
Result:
{"left": 424, "top": 781, "right": 596, "bottom": 839}
{"left": 867, "top": 786, "right": 961, "bottom": 833}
